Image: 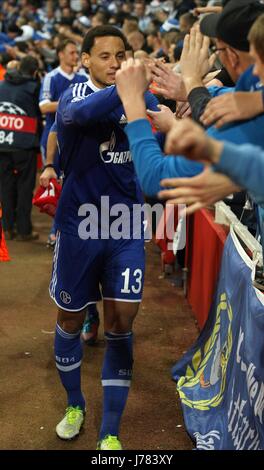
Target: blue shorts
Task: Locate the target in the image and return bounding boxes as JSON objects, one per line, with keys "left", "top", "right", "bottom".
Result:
{"left": 49, "top": 231, "right": 145, "bottom": 311}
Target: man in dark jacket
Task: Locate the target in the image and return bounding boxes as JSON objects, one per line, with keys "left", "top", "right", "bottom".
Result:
{"left": 0, "top": 56, "right": 41, "bottom": 240}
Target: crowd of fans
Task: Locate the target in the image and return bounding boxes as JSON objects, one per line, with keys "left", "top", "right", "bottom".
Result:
{"left": 0, "top": 1, "right": 220, "bottom": 75}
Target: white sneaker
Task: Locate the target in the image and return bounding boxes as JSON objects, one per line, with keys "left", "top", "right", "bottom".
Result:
{"left": 56, "top": 406, "right": 85, "bottom": 440}
{"left": 97, "top": 435, "right": 123, "bottom": 450}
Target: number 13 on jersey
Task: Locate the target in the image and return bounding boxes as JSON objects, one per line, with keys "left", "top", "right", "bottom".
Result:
{"left": 121, "top": 268, "right": 143, "bottom": 294}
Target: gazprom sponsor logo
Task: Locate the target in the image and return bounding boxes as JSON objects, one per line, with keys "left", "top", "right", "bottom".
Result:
{"left": 99, "top": 131, "right": 132, "bottom": 164}
{"left": 103, "top": 151, "right": 132, "bottom": 164}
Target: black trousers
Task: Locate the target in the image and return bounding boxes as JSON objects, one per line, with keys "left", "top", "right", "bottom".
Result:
{"left": 0, "top": 149, "right": 37, "bottom": 235}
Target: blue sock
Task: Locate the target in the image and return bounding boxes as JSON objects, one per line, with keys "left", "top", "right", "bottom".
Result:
{"left": 54, "top": 323, "right": 85, "bottom": 410}
{"left": 99, "top": 331, "right": 133, "bottom": 440}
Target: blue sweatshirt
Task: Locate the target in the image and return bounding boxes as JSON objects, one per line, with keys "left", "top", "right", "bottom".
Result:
{"left": 214, "top": 142, "right": 264, "bottom": 204}
{"left": 125, "top": 119, "right": 203, "bottom": 197}
{"left": 125, "top": 110, "right": 264, "bottom": 198}
{"left": 125, "top": 66, "right": 264, "bottom": 197}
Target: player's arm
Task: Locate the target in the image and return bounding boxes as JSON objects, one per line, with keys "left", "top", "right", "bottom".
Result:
{"left": 39, "top": 101, "right": 58, "bottom": 114}
{"left": 144, "top": 89, "right": 159, "bottom": 112}
{"left": 39, "top": 123, "right": 58, "bottom": 187}
{"left": 39, "top": 74, "right": 58, "bottom": 115}
{"left": 115, "top": 60, "right": 202, "bottom": 196}
{"left": 61, "top": 84, "right": 122, "bottom": 126}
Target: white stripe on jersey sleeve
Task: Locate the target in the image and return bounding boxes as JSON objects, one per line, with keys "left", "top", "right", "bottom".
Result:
{"left": 72, "top": 83, "right": 79, "bottom": 98}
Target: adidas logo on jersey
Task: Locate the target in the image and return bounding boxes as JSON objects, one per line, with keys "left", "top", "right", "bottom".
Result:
{"left": 71, "top": 96, "right": 85, "bottom": 103}
{"left": 119, "top": 114, "right": 127, "bottom": 125}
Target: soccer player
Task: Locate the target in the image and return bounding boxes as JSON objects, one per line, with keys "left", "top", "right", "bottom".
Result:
{"left": 39, "top": 39, "right": 87, "bottom": 247}
{"left": 51, "top": 26, "right": 158, "bottom": 450}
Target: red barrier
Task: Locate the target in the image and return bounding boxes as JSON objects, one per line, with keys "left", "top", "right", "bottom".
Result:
{"left": 155, "top": 205, "right": 178, "bottom": 271}
{"left": 185, "top": 208, "right": 228, "bottom": 328}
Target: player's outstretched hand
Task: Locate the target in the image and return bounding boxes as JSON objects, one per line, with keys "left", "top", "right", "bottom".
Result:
{"left": 116, "top": 58, "right": 150, "bottom": 102}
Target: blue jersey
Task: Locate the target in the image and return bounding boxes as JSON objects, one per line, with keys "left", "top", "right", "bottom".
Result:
{"left": 55, "top": 78, "right": 159, "bottom": 237}
{"left": 39, "top": 67, "right": 87, "bottom": 154}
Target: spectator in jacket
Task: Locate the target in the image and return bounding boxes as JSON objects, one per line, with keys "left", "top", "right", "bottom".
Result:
{"left": 0, "top": 56, "right": 41, "bottom": 241}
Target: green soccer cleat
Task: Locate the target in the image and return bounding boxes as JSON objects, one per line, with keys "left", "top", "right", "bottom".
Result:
{"left": 97, "top": 435, "right": 123, "bottom": 450}
{"left": 56, "top": 406, "right": 85, "bottom": 440}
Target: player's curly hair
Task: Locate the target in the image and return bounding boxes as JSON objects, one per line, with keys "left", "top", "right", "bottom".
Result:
{"left": 81, "top": 25, "right": 129, "bottom": 54}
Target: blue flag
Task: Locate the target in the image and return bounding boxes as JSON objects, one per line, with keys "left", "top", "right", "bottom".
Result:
{"left": 172, "top": 229, "right": 264, "bottom": 450}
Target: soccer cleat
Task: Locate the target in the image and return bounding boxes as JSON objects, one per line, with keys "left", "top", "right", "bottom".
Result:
{"left": 81, "top": 314, "right": 100, "bottom": 346}
{"left": 56, "top": 406, "right": 85, "bottom": 440}
{"left": 97, "top": 435, "right": 122, "bottom": 450}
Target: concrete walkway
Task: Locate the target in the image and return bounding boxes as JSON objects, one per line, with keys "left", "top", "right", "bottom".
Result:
{"left": 0, "top": 208, "right": 198, "bottom": 450}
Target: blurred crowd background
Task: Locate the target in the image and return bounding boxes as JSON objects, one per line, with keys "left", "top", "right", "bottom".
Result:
{"left": 0, "top": 1, "right": 219, "bottom": 76}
